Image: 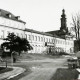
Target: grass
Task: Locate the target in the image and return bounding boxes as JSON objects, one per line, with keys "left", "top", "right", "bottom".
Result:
{"left": 0, "top": 67, "right": 13, "bottom": 74}
{"left": 19, "top": 53, "right": 62, "bottom": 61}
{"left": 50, "top": 68, "right": 79, "bottom": 80}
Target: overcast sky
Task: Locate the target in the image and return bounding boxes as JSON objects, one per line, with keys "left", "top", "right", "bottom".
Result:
{"left": 0, "top": 0, "right": 80, "bottom": 32}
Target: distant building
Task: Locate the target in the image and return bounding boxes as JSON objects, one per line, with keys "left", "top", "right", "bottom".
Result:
{"left": 0, "top": 9, "right": 74, "bottom": 54}
{"left": 45, "top": 9, "right": 74, "bottom": 53}
{"left": 0, "top": 9, "right": 25, "bottom": 45}
{"left": 46, "top": 9, "right": 73, "bottom": 40}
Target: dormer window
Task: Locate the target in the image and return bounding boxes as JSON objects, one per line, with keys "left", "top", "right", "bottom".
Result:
{"left": 9, "top": 14, "right": 11, "bottom": 18}
{"left": 6, "top": 13, "right": 11, "bottom": 18}
{"left": 15, "top": 16, "right": 20, "bottom": 20}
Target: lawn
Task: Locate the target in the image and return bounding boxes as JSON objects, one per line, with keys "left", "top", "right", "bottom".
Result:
{"left": 19, "top": 53, "right": 62, "bottom": 61}
{"left": 0, "top": 67, "right": 13, "bottom": 74}
{"left": 50, "top": 68, "right": 79, "bottom": 80}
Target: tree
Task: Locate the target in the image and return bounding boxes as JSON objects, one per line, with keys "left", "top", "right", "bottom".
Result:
{"left": 70, "top": 13, "right": 80, "bottom": 52}
{"left": 71, "top": 13, "right": 80, "bottom": 39}
{"left": 1, "top": 33, "right": 33, "bottom": 56}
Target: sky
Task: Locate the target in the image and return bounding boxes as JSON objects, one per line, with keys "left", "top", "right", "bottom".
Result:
{"left": 0, "top": 0, "right": 80, "bottom": 32}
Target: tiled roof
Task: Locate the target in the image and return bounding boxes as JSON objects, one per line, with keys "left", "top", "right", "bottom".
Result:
{"left": 25, "top": 28, "right": 54, "bottom": 37}
{"left": 0, "top": 9, "right": 26, "bottom": 24}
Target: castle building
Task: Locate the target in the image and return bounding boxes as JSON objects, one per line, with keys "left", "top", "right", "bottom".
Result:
{"left": 46, "top": 9, "right": 72, "bottom": 40}
{"left": 0, "top": 9, "right": 25, "bottom": 45}
{"left": 0, "top": 9, "right": 74, "bottom": 54}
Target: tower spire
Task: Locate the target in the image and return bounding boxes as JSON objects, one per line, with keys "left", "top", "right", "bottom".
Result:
{"left": 62, "top": 9, "right": 65, "bottom": 15}
{"left": 60, "top": 9, "right": 67, "bottom": 30}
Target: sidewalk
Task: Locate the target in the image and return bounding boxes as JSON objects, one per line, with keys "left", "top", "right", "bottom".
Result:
{"left": 0, "top": 66, "right": 25, "bottom": 80}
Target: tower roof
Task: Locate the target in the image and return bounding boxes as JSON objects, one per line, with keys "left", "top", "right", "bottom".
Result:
{"left": 61, "top": 9, "right": 66, "bottom": 17}
{"left": 62, "top": 9, "right": 65, "bottom": 14}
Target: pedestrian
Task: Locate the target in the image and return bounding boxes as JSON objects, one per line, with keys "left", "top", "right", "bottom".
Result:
{"left": 12, "top": 51, "right": 17, "bottom": 63}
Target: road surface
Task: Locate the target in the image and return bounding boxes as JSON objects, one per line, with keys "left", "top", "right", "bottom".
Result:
{"left": 19, "top": 57, "right": 67, "bottom": 80}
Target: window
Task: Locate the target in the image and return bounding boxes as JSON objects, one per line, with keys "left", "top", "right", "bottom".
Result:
{"left": 44, "top": 38, "right": 45, "bottom": 42}
{"left": 29, "top": 35, "right": 31, "bottom": 40}
{"left": 35, "top": 36, "right": 37, "bottom": 41}
{"left": 38, "top": 36, "right": 40, "bottom": 41}
{"left": 48, "top": 39, "right": 50, "bottom": 42}
{"left": 51, "top": 39, "right": 53, "bottom": 43}
{"left": 41, "top": 37, "right": 43, "bottom": 41}
{"left": 32, "top": 35, "right": 34, "bottom": 40}
{"left": 55, "top": 39, "right": 57, "bottom": 43}
{"left": 25, "top": 34, "right": 27, "bottom": 39}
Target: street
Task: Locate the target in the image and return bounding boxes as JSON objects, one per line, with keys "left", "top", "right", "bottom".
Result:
{"left": 18, "top": 57, "right": 67, "bottom": 80}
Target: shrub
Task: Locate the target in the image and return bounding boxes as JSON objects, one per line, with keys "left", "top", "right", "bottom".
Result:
{"left": 50, "top": 68, "right": 79, "bottom": 80}
{"left": 58, "top": 52, "right": 69, "bottom": 55}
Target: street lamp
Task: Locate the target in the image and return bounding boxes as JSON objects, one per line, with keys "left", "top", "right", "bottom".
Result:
{"left": 11, "top": 52, "right": 13, "bottom": 67}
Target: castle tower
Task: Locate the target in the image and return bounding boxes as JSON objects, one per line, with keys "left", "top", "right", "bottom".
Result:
{"left": 60, "top": 9, "right": 67, "bottom": 31}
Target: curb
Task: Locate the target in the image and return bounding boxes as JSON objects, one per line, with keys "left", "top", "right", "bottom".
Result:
{"left": 7, "top": 67, "right": 26, "bottom": 79}
{"left": 0, "top": 66, "right": 26, "bottom": 80}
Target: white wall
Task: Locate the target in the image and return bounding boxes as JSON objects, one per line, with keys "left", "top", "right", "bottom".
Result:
{"left": 0, "top": 17, "right": 25, "bottom": 30}
{"left": 0, "top": 16, "right": 74, "bottom": 54}
{"left": 24, "top": 31, "right": 54, "bottom": 54}
{"left": 55, "top": 37, "right": 74, "bottom": 53}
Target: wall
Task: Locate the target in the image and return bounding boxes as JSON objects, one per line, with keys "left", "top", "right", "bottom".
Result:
{"left": 55, "top": 37, "right": 74, "bottom": 53}
{"left": 24, "top": 31, "right": 55, "bottom": 54}
{"left": 0, "top": 16, "right": 74, "bottom": 54}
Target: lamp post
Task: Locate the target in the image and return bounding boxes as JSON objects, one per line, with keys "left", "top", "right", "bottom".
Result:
{"left": 11, "top": 52, "right": 13, "bottom": 67}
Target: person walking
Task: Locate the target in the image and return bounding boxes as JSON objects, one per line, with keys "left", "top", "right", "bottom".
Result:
{"left": 12, "top": 51, "right": 17, "bottom": 63}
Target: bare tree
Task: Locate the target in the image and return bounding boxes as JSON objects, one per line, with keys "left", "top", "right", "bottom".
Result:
{"left": 71, "top": 13, "right": 80, "bottom": 39}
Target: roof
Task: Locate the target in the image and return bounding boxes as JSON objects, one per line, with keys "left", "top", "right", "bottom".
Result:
{"left": 46, "top": 29, "right": 73, "bottom": 39}
{"left": 46, "top": 30, "right": 60, "bottom": 35}
{"left": 0, "top": 9, "right": 26, "bottom": 24}
{"left": 25, "top": 28, "right": 54, "bottom": 37}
